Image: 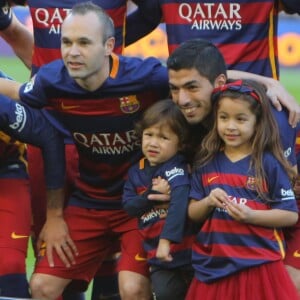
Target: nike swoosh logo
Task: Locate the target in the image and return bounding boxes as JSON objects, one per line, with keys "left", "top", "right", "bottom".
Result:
{"left": 293, "top": 250, "right": 300, "bottom": 258}
{"left": 61, "top": 102, "right": 80, "bottom": 110}
{"left": 11, "top": 232, "right": 29, "bottom": 239}
{"left": 208, "top": 176, "right": 219, "bottom": 183}
{"left": 134, "top": 253, "right": 147, "bottom": 261}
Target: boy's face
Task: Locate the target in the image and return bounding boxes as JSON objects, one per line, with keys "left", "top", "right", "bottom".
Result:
{"left": 142, "top": 123, "right": 180, "bottom": 166}
{"left": 168, "top": 68, "right": 218, "bottom": 125}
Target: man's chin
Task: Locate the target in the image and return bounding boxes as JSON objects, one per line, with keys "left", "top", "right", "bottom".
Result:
{"left": 185, "top": 115, "right": 203, "bottom": 125}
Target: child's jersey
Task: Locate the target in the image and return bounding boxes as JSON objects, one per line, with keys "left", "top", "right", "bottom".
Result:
{"left": 123, "top": 154, "right": 192, "bottom": 268}
{"left": 190, "top": 151, "right": 297, "bottom": 283}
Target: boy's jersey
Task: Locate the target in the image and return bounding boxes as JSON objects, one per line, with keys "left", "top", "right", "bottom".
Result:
{"left": 27, "top": 0, "right": 129, "bottom": 74}
{"left": 0, "top": 94, "right": 65, "bottom": 188}
{"left": 123, "top": 154, "right": 192, "bottom": 268}
{"left": 19, "top": 54, "right": 169, "bottom": 209}
{"left": 130, "top": 0, "right": 282, "bottom": 78}
{"left": 190, "top": 151, "right": 297, "bottom": 283}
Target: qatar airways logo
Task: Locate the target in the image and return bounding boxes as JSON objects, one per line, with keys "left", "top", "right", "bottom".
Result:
{"left": 34, "top": 8, "right": 71, "bottom": 34}
{"left": 9, "top": 103, "right": 27, "bottom": 132}
{"left": 178, "top": 3, "right": 242, "bottom": 31}
{"left": 73, "top": 129, "right": 140, "bottom": 155}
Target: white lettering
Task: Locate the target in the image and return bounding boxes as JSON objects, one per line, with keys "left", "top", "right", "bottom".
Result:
{"left": 178, "top": 3, "right": 242, "bottom": 31}
{"left": 73, "top": 131, "right": 140, "bottom": 155}
{"left": 34, "top": 8, "right": 71, "bottom": 34}
{"left": 9, "top": 103, "right": 27, "bottom": 132}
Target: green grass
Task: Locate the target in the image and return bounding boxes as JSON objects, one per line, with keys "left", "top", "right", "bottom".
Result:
{"left": 0, "top": 56, "right": 30, "bottom": 82}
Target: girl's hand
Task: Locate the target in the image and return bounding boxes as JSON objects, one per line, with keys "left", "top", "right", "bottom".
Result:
{"left": 224, "top": 199, "right": 253, "bottom": 223}
{"left": 206, "top": 188, "right": 228, "bottom": 209}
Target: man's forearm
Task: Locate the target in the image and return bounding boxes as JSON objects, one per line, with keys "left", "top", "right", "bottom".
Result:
{"left": 0, "top": 14, "right": 33, "bottom": 69}
{"left": 46, "top": 188, "right": 65, "bottom": 218}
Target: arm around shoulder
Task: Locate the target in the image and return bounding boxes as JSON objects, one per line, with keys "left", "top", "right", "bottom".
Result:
{"left": 0, "top": 77, "right": 22, "bottom": 100}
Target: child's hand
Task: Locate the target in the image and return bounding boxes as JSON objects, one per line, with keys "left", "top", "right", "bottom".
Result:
{"left": 293, "top": 175, "right": 300, "bottom": 199}
{"left": 206, "top": 188, "right": 228, "bottom": 209}
{"left": 156, "top": 238, "right": 172, "bottom": 262}
{"left": 224, "top": 199, "right": 253, "bottom": 223}
{"left": 148, "top": 176, "right": 171, "bottom": 209}
{"left": 152, "top": 176, "right": 170, "bottom": 194}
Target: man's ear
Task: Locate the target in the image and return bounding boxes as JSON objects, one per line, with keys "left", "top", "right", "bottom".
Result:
{"left": 105, "top": 36, "right": 115, "bottom": 55}
{"left": 214, "top": 74, "right": 227, "bottom": 88}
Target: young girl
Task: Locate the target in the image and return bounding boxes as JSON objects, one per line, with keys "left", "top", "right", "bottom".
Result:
{"left": 122, "top": 99, "right": 194, "bottom": 300}
{"left": 186, "top": 79, "right": 298, "bottom": 300}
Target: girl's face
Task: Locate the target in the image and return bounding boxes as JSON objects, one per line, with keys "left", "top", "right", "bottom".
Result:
{"left": 142, "top": 123, "right": 180, "bottom": 166}
{"left": 217, "top": 97, "right": 257, "bottom": 154}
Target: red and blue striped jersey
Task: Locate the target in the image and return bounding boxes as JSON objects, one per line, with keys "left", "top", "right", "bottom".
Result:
{"left": 19, "top": 54, "right": 169, "bottom": 209}
{"left": 27, "top": 0, "right": 129, "bottom": 75}
{"left": 189, "top": 151, "right": 297, "bottom": 283}
{"left": 123, "top": 154, "right": 192, "bottom": 268}
{"left": 129, "top": 0, "right": 283, "bottom": 78}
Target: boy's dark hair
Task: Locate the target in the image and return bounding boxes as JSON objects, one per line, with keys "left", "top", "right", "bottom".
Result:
{"left": 135, "top": 99, "right": 190, "bottom": 151}
{"left": 167, "top": 38, "right": 227, "bottom": 85}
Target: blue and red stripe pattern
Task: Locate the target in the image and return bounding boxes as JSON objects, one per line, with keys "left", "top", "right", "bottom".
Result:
{"left": 157, "top": 0, "right": 279, "bottom": 78}
{"left": 123, "top": 154, "right": 192, "bottom": 268}
{"left": 19, "top": 54, "right": 169, "bottom": 209}
{"left": 189, "top": 151, "right": 297, "bottom": 283}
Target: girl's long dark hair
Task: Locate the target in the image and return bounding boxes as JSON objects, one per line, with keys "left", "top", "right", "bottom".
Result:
{"left": 194, "top": 79, "right": 296, "bottom": 200}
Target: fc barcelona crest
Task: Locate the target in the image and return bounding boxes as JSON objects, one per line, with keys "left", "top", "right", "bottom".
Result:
{"left": 246, "top": 176, "right": 257, "bottom": 190}
{"left": 119, "top": 95, "right": 140, "bottom": 113}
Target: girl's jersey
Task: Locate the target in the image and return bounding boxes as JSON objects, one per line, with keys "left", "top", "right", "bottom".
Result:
{"left": 190, "top": 151, "right": 297, "bottom": 283}
{"left": 19, "top": 54, "right": 169, "bottom": 209}
{"left": 123, "top": 154, "right": 192, "bottom": 268}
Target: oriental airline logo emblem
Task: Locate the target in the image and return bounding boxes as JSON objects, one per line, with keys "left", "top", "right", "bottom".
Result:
{"left": 119, "top": 95, "right": 140, "bottom": 113}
